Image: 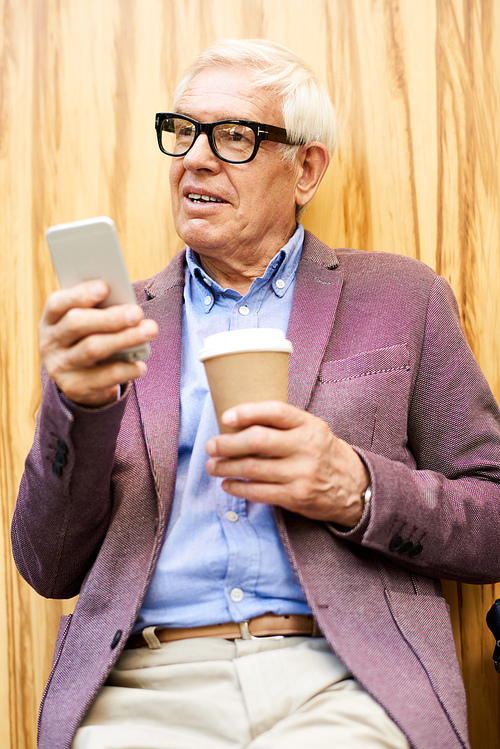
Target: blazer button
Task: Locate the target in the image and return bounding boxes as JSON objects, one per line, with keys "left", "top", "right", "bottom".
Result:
{"left": 52, "top": 462, "right": 63, "bottom": 477}
{"left": 399, "top": 540, "right": 414, "bottom": 555}
{"left": 409, "top": 543, "right": 423, "bottom": 558}
{"left": 111, "top": 630, "right": 122, "bottom": 649}
{"left": 57, "top": 438, "right": 68, "bottom": 454}
{"left": 389, "top": 535, "right": 403, "bottom": 551}
{"left": 54, "top": 450, "right": 67, "bottom": 468}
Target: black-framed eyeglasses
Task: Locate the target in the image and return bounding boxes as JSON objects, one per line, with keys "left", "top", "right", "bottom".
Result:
{"left": 155, "top": 113, "right": 302, "bottom": 164}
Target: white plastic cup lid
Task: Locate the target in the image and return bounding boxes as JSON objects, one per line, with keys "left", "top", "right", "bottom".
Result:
{"left": 198, "top": 328, "right": 293, "bottom": 361}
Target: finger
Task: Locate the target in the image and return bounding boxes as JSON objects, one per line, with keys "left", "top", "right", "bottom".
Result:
{"left": 218, "top": 474, "right": 322, "bottom": 516}
{"left": 58, "top": 359, "right": 147, "bottom": 405}
{"left": 220, "top": 401, "right": 305, "bottom": 431}
{"left": 207, "top": 454, "right": 292, "bottom": 483}
{"left": 219, "top": 477, "right": 285, "bottom": 506}
{"left": 48, "top": 319, "right": 158, "bottom": 372}
{"left": 219, "top": 477, "right": 358, "bottom": 525}
{"left": 42, "top": 280, "right": 110, "bottom": 326}
{"left": 206, "top": 423, "right": 296, "bottom": 460}
{"left": 49, "top": 304, "right": 148, "bottom": 349}
{"left": 207, "top": 452, "right": 322, "bottom": 500}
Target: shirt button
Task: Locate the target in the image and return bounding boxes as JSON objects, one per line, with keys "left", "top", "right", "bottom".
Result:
{"left": 225, "top": 511, "right": 239, "bottom": 522}
{"left": 204, "top": 295, "right": 212, "bottom": 306}
{"left": 239, "top": 306, "right": 250, "bottom": 316}
{"left": 276, "top": 278, "right": 285, "bottom": 289}
{"left": 230, "top": 587, "right": 244, "bottom": 602}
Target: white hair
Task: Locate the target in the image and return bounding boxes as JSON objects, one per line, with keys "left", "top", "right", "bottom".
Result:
{"left": 173, "top": 40, "right": 338, "bottom": 218}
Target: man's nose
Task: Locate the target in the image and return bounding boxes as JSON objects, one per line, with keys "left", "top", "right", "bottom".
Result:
{"left": 183, "top": 132, "right": 220, "bottom": 170}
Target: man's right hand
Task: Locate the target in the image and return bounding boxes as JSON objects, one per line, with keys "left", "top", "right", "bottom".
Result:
{"left": 39, "top": 280, "right": 158, "bottom": 407}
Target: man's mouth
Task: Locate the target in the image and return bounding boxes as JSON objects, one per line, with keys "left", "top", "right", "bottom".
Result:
{"left": 187, "top": 193, "right": 226, "bottom": 204}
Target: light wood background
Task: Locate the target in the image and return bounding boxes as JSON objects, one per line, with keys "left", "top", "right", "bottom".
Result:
{"left": 1, "top": 1, "right": 499, "bottom": 746}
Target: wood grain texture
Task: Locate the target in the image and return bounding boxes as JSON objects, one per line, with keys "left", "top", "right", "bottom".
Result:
{"left": 0, "top": 1, "right": 499, "bottom": 746}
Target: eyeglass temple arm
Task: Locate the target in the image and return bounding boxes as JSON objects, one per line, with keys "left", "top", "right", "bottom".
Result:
{"left": 260, "top": 124, "right": 303, "bottom": 146}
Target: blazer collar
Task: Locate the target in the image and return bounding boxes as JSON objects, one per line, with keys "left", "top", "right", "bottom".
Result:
{"left": 287, "top": 231, "right": 344, "bottom": 410}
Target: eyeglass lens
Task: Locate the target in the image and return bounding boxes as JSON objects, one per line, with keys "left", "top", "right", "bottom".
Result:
{"left": 160, "top": 117, "right": 256, "bottom": 162}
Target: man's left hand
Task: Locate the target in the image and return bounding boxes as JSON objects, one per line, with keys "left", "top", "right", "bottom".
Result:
{"left": 206, "top": 401, "right": 369, "bottom": 528}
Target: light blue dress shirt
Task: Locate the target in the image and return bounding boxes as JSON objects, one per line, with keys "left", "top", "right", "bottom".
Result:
{"left": 134, "top": 224, "right": 310, "bottom": 631}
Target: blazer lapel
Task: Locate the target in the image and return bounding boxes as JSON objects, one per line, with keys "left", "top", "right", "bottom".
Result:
{"left": 133, "top": 253, "right": 185, "bottom": 523}
{"left": 287, "top": 232, "right": 344, "bottom": 410}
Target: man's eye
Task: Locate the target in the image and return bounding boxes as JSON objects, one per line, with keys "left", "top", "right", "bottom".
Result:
{"left": 228, "top": 129, "right": 245, "bottom": 142}
{"left": 218, "top": 126, "right": 252, "bottom": 144}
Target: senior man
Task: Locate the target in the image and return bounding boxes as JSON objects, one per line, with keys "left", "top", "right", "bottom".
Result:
{"left": 12, "top": 39, "right": 500, "bottom": 749}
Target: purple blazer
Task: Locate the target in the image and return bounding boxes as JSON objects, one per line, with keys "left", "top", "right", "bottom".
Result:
{"left": 12, "top": 232, "right": 500, "bottom": 748}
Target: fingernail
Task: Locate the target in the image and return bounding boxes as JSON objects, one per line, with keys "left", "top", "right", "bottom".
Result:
{"left": 90, "top": 282, "right": 107, "bottom": 299}
{"left": 125, "top": 307, "right": 142, "bottom": 325}
{"left": 222, "top": 408, "right": 237, "bottom": 425}
{"left": 206, "top": 439, "right": 215, "bottom": 456}
{"left": 141, "top": 320, "right": 157, "bottom": 337}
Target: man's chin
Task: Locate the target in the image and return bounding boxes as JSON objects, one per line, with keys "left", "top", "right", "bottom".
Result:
{"left": 175, "top": 217, "right": 229, "bottom": 252}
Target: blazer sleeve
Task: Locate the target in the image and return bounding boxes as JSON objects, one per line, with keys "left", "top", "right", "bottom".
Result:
{"left": 332, "top": 275, "right": 500, "bottom": 584}
{"left": 11, "top": 370, "right": 129, "bottom": 598}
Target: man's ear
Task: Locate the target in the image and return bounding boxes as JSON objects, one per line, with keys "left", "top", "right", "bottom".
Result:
{"left": 294, "top": 143, "right": 330, "bottom": 208}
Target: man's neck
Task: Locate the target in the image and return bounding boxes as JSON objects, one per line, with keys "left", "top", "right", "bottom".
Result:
{"left": 196, "top": 255, "right": 269, "bottom": 295}
{"left": 195, "top": 225, "right": 299, "bottom": 295}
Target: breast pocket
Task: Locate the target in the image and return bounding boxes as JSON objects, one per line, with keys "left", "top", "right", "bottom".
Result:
{"left": 308, "top": 343, "right": 413, "bottom": 458}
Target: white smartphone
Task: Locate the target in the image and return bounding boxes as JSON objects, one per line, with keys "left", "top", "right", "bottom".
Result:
{"left": 45, "top": 216, "right": 150, "bottom": 362}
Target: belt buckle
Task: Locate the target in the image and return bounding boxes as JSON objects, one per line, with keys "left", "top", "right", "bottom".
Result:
{"left": 238, "top": 619, "right": 284, "bottom": 640}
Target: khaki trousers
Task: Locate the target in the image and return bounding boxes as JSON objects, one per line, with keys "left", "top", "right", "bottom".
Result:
{"left": 72, "top": 636, "right": 410, "bottom": 749}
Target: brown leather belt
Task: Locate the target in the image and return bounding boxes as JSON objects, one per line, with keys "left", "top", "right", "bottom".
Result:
{"left": 125, "top": 614, "right": 322, "bottom": 649}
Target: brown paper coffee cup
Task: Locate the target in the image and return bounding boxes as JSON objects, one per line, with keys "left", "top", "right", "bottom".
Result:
{"left": 198, "top": 328, "right": 293, "bottom": 433}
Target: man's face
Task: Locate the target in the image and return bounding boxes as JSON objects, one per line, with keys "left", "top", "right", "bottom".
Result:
{"left": 169, "top": 66, "right": 300, "bottom": 271}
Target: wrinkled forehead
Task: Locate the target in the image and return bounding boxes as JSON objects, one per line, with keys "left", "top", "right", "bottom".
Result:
{"left": 176, "top": 66, "right": 284, "bottom": 126}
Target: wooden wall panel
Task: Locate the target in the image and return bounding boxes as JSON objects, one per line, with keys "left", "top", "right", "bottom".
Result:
{"left": 0, "top": 1, "right": 498, "bottom": 746}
